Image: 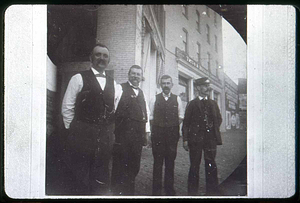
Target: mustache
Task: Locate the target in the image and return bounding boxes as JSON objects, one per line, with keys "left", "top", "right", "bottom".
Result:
{"left": 163, "top": 87, "right": 170, "bottom": 90}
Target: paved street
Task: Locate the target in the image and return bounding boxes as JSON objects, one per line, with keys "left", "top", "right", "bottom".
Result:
{"left": 46, "top": 129, "right": 246, "bottom": 197}
{"left": 135, "top": 129, "right": 247, "bottom": 196}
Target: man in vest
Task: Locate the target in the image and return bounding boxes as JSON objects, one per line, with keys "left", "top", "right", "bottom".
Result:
{"left": 61, "top": 43, "right": 122, "bottom": 195}
{"left": 111, "top": 65, "right": 150, "bottom": 195}
{"left": 149, "top": 75, "right": 184, "bottom": 196}
{"left": 182, "top": 77, "right": 222, "bottom": 196}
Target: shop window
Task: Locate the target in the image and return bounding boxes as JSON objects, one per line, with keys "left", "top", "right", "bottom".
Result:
{"left": 179, "top": 75, "right": 189, "bottom": 108}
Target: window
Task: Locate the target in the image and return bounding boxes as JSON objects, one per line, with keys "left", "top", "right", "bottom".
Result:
{"left": 214, "top": 11, "right": 217, "bottom": 26}
{"left": 206, "top": 6, "right": 210, "bottom": 17}
{"left": 207, "top": 52, "right": 211, "bottom": 72}
{"left": 196, "top": 10, "right": 200, "bottom": 33}
{"left": 215, "top": 35, "right": 218, "bottom": 52}
{"left": 182, "top": 5, "right": 188, "bottom": 19}
{"left": 183, "top": 28, "right": 188, "bottom": 53}
{"left": 179, "top": 75, "right": 189, "bottom": 108}
{"left": 216, "top": 60, "right": 219, "bottom": 78}
{"left": 214, "top": 92, "right": 219, "bottom": 104}
{"left": 206, "top": 24, "right": 210, "bottom": 44}
{"left": 197, "top": 42, "right": 201, "bottom": 66}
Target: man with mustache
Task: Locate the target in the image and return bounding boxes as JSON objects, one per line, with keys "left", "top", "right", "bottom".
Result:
{"left": 182, "top": 77, "right": 222, "bottom": 196}
{"left": 61, "top": 43, "right": 122, "bottom": 195}
{"left": 149, "top": 75, "right": 184, "bottom": 196}
{"left": 110, "top": 65, "right": 150, "bottom": 195}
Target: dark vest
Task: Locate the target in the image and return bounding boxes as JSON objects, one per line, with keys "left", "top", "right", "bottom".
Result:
{"left": 74, "top": 69, "right": 115, "bottom": 124}
{"left": 153, "top": 93, "right": 179, "bottom": 127}
{"left": 115, "top": 82, "right": 147, "bottom": 123}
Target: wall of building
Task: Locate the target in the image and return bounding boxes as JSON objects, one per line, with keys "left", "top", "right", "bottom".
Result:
{"left": 97, "top": 5, "right": 137, "bottom": 84}
{"left": 164, "top": 5, "right": 225, "bottom": 131}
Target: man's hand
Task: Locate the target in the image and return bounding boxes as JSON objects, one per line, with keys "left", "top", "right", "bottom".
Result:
{"left": 183, "top": 141, "right": 189, "bottom": 151}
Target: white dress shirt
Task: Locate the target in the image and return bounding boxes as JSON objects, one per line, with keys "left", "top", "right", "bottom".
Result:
{"left": 61, "top": 67, "right": 122, "bottom": 129}
{"left": 149, "top": 92, "right": 184, "bottom": 121}
{"left": 61, "top": 70, "right": 150, "bottom": 133}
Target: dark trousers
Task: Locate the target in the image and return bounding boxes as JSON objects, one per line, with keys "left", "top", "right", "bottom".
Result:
{"left": 63, "top": 120, "right": 114, "bottom": 195}
{"left": 151, "top": 125, "right": 179, "bottom": 195}
{"left": 188, "top": 133, "right": 218, "bottom": 195}
{"left": 111, "top": 120, "right": 144, "bottom": 195}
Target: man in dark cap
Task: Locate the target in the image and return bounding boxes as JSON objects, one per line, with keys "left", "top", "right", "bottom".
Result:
{"left": 182, "top": 77, "right": 222, "bottom": 196}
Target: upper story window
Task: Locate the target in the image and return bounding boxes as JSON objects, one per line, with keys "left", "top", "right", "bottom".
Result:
{"left": 215, "top": 35, "right": 218, "bottom": 52}
{"left": 207, "top": 52, "right": 211, "bottom": 72}
{"left": 206, "top": 24, "right": 210, "bottom": 44}
{"left": 216, "top": 60, "right": 219, "bottom": 78}
{"left": 197, "top": 42, "right": 201, "bottom": 65}
{"left": 206, "top": 6, "right": 210, "bottom": 17}
{"left": 182, "top": 5, "right": 188, "bottom": 19}
{"left": 183, "top": 28, "right": 188, "bottom": 53}
{"left": 214, "top": 11, "right": 217, "bottom": 26}
{"left": 196, "top": 10, "right": 200, "bottom": 33}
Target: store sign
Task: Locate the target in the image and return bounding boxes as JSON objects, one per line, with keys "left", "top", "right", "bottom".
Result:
{"left": 239, "top": 94, "right": 247, "bottom": 110}
{"left": 176, "top": 47, "right": 208, "bottom": 74}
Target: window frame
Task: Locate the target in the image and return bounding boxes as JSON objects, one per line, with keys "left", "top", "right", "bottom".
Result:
{"left": 196, "top": 10, "right": 200, "bottom": 33}
{"left": 183, "top": 28, "right": 188, "bottom": 54}
{"left": 207, "top": 52, "right": 211, "bottom": 72}
{"left": 215, "top": 35, "right": 218, "bottom": 52}
{"left": 197, "top": 42, "right": 201, "bottom": 66}
{"left": 206, "top": 24, "right": 210, "bottom": 44}
{"left": 182, "top": 5, "right": 188, "bottom": 19}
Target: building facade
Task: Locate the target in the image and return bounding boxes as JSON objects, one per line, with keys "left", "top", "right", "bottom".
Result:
{"left": 224, "top": 73, "right": 240, "bottom": 130}
{"left": 164, "top": 5, "right": 226, "bottom": 131}
{"left": 47, "top": 5, "right": 229, "bottom": 135}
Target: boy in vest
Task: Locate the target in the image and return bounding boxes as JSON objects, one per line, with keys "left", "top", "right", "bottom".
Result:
{"left": 149, "top": 75, "right": 184, "bottom": 196}
{"left": 111, "top": 65, "right": 151, "bottom": 195}
{"left": 61, "top": 43, "right": 122, "bottom": 195}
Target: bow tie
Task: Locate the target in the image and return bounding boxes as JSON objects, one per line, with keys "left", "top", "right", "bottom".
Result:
{"left": 131, "top": 85, "right": 139, "bottom": 90}
{"left": 95, "top": 73, "right": 105, "bottom": 78}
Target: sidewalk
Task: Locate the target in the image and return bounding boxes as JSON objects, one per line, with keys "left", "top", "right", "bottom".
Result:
{"left": 135, "top": 129, "right": 247, "bottom": 196}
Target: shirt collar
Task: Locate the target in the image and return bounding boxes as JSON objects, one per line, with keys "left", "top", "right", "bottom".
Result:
{"left": 162, "top": 92, "right": 171, "bottom": 98}
{"left": 128, "top": 81, "right": 139, "bottom": 89}
{"left": 198, "top": 95, "right": 208, "bottom": 100}
{"left": 91, "top": 67, "right": 106, "bottom": 76}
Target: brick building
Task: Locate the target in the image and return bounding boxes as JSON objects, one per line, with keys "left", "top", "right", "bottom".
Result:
{"left": 47, "top": 5, "right": 228, "bottom": 135}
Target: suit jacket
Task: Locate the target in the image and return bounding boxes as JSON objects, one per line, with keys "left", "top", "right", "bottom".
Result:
{"left": 182, "top": 97, "right": 222, "bottom": 145}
